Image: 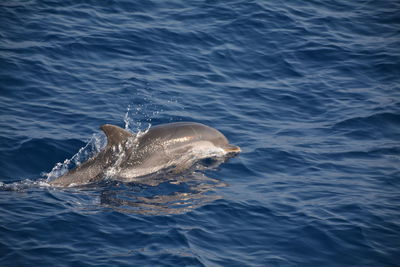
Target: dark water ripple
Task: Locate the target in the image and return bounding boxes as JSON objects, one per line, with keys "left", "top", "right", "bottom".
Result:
{"left": 1, "top": 0, "right": 400, "bottom": 266}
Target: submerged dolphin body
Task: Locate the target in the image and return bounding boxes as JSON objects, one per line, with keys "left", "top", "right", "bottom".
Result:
{"left": 49, "top": 122, "right": 240, "bottom": 187}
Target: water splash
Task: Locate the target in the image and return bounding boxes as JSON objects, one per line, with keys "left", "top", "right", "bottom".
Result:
{"left": 123, "top": 104, "right": 157, "bottom": 132}
{"left": 44, "top": 133, "right": 106, "bottom": 182}
{"left": 45, "top": 104, "right": 157, "bottom": 183}
{"left": 1, "top": 102, "right": 163, "bottom": 191}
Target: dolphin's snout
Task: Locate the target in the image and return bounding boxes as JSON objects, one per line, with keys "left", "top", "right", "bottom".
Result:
{"left": 224, "top": 144, "right": 241, "bottom": 154}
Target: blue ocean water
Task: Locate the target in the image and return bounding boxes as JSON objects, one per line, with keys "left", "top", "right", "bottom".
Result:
{"left": 1, "top": 0, "right": 399, "bottom": 266}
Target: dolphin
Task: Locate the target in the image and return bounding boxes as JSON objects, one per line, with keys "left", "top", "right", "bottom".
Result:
{"left": 49, "top": 122, "right": 240, "bottom": 187}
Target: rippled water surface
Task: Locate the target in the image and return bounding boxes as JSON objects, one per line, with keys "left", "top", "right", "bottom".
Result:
{"left": 1, "top": 0, "right": 399, "bottom": 266}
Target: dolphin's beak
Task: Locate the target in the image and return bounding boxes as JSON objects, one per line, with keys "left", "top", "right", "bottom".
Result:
{"left": 224, "top": 144, "right": 241, "bottom": 154}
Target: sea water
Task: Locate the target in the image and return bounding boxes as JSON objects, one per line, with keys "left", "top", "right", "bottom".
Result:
{"left": 1, "top": 1, "right": 399, "bottom": 266}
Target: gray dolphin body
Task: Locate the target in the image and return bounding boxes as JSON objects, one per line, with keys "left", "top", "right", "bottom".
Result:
{"left": 49, "top": 122, "right": 240, "bottom": 187}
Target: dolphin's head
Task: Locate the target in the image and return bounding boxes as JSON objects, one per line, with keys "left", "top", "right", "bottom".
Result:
{"left": 133, "top": 122, "right": 240, "bottom": 157}
{"left": 152, "top": 122, "right": 240, "bottom": 156}
{"left": 188, "top": 123, "right": 240, "bottom": 155}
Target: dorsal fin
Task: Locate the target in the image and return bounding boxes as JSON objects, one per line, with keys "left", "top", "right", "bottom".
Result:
{"left": 100, "top": 124, "right": 134, "bottom": 146}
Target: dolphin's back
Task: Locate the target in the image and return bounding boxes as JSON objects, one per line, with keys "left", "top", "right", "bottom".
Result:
{"left": 138, "top": 122, "right": 229, "bottom": 151}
